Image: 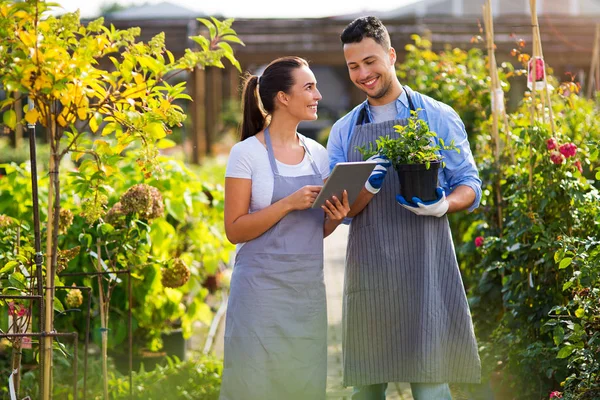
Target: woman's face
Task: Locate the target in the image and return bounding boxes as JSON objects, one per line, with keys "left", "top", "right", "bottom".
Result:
{"left": 282, "top": 65, "right": 322, "bottom": 121}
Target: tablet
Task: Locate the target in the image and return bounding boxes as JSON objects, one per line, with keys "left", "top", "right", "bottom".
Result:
{"left": 311, "top": 161, "right": 378, "bottom": 209}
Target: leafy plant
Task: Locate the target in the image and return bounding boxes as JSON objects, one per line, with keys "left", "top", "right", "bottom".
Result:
{"left": 356, "top": 109, "right": 459, "bottom": 169}
{"left": 0, "top": 0, "right": 242, "bottom": 397}
{"left": 109, "top": 355, "right": 222, "bottom": 400}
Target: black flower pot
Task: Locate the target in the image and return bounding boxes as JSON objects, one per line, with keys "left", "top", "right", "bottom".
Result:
{"left": 395, "top": 161, "right": 440, "bottom": 202}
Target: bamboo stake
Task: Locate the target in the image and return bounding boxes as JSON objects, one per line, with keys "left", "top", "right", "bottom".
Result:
{"left": 42, "top": 114, "right": 55, "bottom": 400}
{"left": 530, "top": 0, "right": 539, "bottom": 126}
{"left": 587, "top": 24, "right": 600, "bottom": 98}
{"left": 483, "top": 0, "right": 503, "bottom": 232}
{"left": 535, "top": 18, "right": 555, "bottom": 134}
{"left": 96, "top": 239, "right": 109, "bottom": 400}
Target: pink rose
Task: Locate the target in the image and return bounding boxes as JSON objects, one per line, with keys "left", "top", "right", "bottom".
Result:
{"left": 546, "top": 138, "right": 557, "bottom": 150}
{"left": 559, "top": 143, "right": 577, "bottom": 158}
{"left": 549, "top": 391, "right": 562, "bottom": 399}
{"left": 574, "top": 160, "right": 583, "bottom": 173}
{"left": 550, "top": 151, "right": 565, "bottom": 165}
{"left": 475, "top": 236, "right": 484, "bottom": 247}
{"left": 529, "top": 57, "right": 545, "bottom": 81}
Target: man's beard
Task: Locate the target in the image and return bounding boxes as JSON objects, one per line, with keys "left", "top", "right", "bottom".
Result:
{"left": 362, "top": 76, "right": 391, "bottom": 99}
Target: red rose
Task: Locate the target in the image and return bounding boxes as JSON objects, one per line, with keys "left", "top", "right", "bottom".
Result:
{"left": 550, "top": 151, "right": 564, "bottom": 165}
{"left": 559, "top": 143, "right": 577, "bottom": 158}
{"left": 475, "top": 236, "right": 484, "bottom": 247}
{"left": 575, "top": 160, "right": 583, "bottom": 173}
{"left": 546, "top": 138, "right": 557, "bottom": 150}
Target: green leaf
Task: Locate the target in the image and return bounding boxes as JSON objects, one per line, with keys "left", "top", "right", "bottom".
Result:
{"left": 197, "top": 18, "right": 216, "bottom": 40}
{"left": 222, "top": 35, "right": 245, "bottom": 46}
{"left": 562, "top": 281, "right": 574, "bottom": 291}
{"left": 557, "top": 345, "right": 575, "bottom": 359}
{"left": 146, "top": 122, "right": 166, "bottom": 140}
{"left": 191, "top": 36, "right": 210, "bottom": 51}
{"left": 54, "top": 296, "right": 65, "bottom": 313}
{"left": 575, "top": 308, "right": 585, "bottom": 318}
{"left": 559, "top": 257, "right": 573, "bottom": 270}
{"left": 157, "top": 138, "right": 176, "bottom": 149}
{"left": 553, "top": 325, "right": 564, "bottom": 346}
{"left": 8, "top": 272, "right": 26, "bottom": 290}
{"left": 0, "top": 260, "right": 19, "bottom": 274}
{"left": 3, "top": 110, "right": 16, "bottom": 130}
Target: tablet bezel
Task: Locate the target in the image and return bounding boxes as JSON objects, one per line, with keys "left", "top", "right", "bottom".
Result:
{"left": 311, "top": 161, "right": 378, "bottom": 209}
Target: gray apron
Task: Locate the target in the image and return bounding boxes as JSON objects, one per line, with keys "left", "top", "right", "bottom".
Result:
{"left": 220, "top": 128, "right": 327, "bottom": 400}
{"left": 342, "top": 93, "right": 481, "bottom": 386}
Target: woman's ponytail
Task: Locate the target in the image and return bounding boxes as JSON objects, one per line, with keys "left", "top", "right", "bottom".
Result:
{"left": 240, "top": 75, "right": 265, "bottom": 141}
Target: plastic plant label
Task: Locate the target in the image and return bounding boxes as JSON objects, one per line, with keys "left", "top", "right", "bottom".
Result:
{"left": 527, "top": 57, "right": 546, "bottom": 90}
{"left": 492, "top": 88, "right": 505, "bottom": 112}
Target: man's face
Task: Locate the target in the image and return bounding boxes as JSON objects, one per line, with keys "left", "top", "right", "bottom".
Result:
{"left": 343, "top": 37, "right": 397, "bottom": 105}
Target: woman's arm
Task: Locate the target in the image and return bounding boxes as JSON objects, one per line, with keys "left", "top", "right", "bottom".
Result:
{"left": 224, "top": 177, "right": 322, "bottom": 244}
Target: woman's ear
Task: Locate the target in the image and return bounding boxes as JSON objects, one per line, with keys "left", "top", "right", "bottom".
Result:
{"left": 276, "top": 91, "right": 289, "bottom": 107}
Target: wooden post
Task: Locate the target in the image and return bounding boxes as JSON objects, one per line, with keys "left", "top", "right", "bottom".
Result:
{"left": 206, "top": 68, "right": 223, "bottom": 154}
{"left": 226, "top": 66, "right": 241, "bottom": 101}
{"left": 587, "top": 24, "right": 600, "bottom": 98}
{"left": 190, "top": 67, "right": 207, "bottom": 164}
{"left": 483, "top": 0, "right": 504, "bottom": 232}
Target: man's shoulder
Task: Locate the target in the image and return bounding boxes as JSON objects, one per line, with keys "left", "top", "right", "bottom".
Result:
{"left": 409, "top": 88, "right": 458, "bottom": 117}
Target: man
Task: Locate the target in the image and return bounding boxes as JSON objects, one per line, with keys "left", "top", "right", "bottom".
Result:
{"left": 326, "top": 16, "right": 482, "bottom": 400}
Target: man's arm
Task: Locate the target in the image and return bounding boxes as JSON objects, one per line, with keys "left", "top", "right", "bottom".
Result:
{"left": 446, "top": 185, "right": 476, "bottom": 213}
{"left": 347, "top": 187, "right": 375, "bottom": 217}
{"left": 436, "top": 107, "right": 482, "bottom": 212}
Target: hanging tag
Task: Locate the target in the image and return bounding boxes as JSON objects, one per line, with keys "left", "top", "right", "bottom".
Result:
{"left": 9, "top": 369, "right": 17, "bottom": 400}
{"left": 529, "top": 272, "right": 534, "bottom": 288}
{"left": 527, "top": 57, "right": 546, "bottom": 90}
{"left": 27, "top": 97, "right": 35, "bottom": 129}
{"left": 491, "top": 88, "right": 505, "bottom": 112}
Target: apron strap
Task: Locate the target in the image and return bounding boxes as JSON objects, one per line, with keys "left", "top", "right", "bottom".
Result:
{"left": 264, "top": 127, "right": 321, "bottom": 178}
{"left": 263, "top": 127, "right": 280, "bottom": 175}
{"left": 297, "top": 134, "right": 322, "bottom": 178}
{"left": 405, "top": 87, "right": 416, "bottom": 112}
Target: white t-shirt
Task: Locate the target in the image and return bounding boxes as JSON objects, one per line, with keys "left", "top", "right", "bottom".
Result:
{"left": 225, "top": 134, "right": 330, "bottom": 213}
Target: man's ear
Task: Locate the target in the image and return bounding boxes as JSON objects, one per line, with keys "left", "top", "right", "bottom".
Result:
{"left": 276, "top": 91, "right": 289, "bottom": 107}
{"left": 389, "top": 47, "right": 397, "bottom": 65}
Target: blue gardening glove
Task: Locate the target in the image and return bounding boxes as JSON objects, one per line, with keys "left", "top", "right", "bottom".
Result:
{"left": 396, "top": 187, "right": 449, "bottom": 217}
{"left": 365, "top": 153, "right": 392, "bottom": 194}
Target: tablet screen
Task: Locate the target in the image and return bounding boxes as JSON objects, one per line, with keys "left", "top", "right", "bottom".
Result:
{"left": 312, "top": 161, "right": 377, "bottom": 209}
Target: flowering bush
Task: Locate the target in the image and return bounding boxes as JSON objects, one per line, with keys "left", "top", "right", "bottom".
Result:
{"left": 404, "top": 37, "right": 600, "bottom": 398}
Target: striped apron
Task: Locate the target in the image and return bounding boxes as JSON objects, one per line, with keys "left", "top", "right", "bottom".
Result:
{"left": 342, "top": 94, "right": 481, "bottom": 386}
{"left": 220, "top": 128, "right": 327, "bottom": 400}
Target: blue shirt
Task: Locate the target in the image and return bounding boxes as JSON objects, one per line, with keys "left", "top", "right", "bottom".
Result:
{"left": 327, "top": 86, "right": 482, "bottom": 212}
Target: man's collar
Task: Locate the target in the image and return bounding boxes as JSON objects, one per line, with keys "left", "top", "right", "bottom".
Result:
{"left": 362, "top": 86, "right": 411, "bottom": 119}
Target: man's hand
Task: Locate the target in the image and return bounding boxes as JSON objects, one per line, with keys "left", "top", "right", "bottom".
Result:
{"left": 365, "top": 153, "right": 392, "bottom": 194}
{"left": 396, "top": 187, "right": 449, "bottom": 217}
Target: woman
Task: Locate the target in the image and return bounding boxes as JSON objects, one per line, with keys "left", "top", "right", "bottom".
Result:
{"left": 220, "top": 56, "right": 349, "bottom": 400}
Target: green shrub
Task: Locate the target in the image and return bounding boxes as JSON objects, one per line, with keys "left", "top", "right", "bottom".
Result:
{"left": 110, "top": 355, "right": 222, "bottom": 400}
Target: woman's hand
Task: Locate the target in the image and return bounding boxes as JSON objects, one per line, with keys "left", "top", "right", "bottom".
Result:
{"left": 284, "top": 185, "right": 322, "bottom": 211}
{"left": 322, "top": 190, "right": 350, "bottom": 224}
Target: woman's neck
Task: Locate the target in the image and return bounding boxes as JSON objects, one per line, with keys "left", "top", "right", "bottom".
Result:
{"left": 267, "top": 116, "right": 300, "bottom": 147}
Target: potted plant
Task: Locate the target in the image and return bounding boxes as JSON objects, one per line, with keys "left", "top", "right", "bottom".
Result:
{"left": 358, "top": 110, "right": 459, "bottom": 202}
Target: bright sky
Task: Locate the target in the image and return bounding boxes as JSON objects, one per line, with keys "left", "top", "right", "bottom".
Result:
{"left": 54, "top": 0, "right": 419, "bottom": 19}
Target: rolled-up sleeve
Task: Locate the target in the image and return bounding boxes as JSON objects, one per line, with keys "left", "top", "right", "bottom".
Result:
{"left": 327, "top": 114, "right": 356, "bottom": 225}
{"left": 327, "top": 120, "right": 348, "bottom": 171}
{"left": 429, "top": 105, "right": 482, "bottom": 212}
